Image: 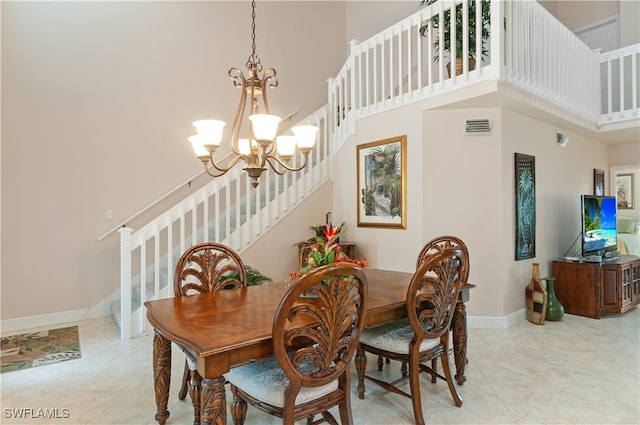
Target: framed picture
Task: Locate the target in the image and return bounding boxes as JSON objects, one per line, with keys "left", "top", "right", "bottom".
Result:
{"left": 357, "top": 135, "right": 407, "bottom": 228}
{"left": 515, "top": 153, "right": 536, "bottom": 260}
{"left": 616, "top": 173, "right": 634, "bottom": 209}
{"left": 594, "top": 169, "right": 604, "bottom": 196}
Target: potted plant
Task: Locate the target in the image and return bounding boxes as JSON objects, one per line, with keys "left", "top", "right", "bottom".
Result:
{"left": 419, "top": 0, "right": 491, "bottom": 76}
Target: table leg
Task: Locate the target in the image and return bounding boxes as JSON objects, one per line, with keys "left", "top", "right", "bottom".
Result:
{"left": 189, "top": 371, "right": 202, "bottom": 425}
{"left": 152, "top": 331, "right": 172, "bottom": 425}
{"left": 200, "top": 375, "right": 227, "bottom": 425}
{"left": 452, "top": 299, "right": 468, "bottom": 385}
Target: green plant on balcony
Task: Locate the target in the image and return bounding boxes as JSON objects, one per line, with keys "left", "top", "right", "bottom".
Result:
{"left": 419, "top": 0, "right": 491, "bottom": 75}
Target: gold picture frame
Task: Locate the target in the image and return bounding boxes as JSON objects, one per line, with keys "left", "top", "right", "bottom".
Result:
{"left": 356, "top": 135, "right": 407, "bottom": 228}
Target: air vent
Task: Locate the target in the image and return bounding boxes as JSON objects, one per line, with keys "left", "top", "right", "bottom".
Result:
{"left": 465, "top": 118, "right": 491, "bottom": 135}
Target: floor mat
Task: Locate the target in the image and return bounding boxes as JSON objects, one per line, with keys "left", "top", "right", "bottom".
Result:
{"left": 1, "top": 325, "right": 81, "bottom": 373}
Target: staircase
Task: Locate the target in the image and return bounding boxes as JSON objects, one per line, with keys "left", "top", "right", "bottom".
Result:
{"left": 112, "top": 0, "right": 639, "bottom": 339}
{"left": 114, "top": 107, "right": 331, "bottom": 339}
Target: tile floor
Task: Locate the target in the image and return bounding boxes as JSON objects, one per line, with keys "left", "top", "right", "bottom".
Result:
{"left": 1, "top": 308, "right": 638, "bottom": 425}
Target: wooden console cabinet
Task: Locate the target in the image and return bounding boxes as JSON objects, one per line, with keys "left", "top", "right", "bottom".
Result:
{"left": 552, "top": 255, "right": 640, "bottom": 319}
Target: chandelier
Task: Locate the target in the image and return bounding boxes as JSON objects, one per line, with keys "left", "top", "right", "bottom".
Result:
{"left": 188, "top": 0, "right": 318, "bottom": 188}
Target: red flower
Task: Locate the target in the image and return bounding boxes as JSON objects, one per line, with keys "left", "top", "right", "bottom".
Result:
{"left": 322, "top": 224, "right": 342, "bottom": 241}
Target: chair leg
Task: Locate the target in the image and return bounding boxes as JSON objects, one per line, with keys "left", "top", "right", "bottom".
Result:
{"left": 230, "top": 385, "right": 247, "bottom": 425}
{"left": 431, "top": 358, "right": 437, "bottom": 383}
{"left": 188, "top": 370, "right": 202, "bottom": 425}
{"left": 408, "top": 358, "right": 426, "bottom": 425}
{"left": 178, "top": 360, "right": 190, "bottom": 400}
{"left": 335, "top": 399, "right": 350, "bottom": 425}
{"left": 401, "top": 361, "right": 408, "bottom": 377}
{"left": 377, "top": 355, "right": 384, "bottom": 371}
{"left": 441, "top": 351, "right": 463, "bottom": 407}
{"left": 355, "top": 346, "right": 367, "bottom": 399}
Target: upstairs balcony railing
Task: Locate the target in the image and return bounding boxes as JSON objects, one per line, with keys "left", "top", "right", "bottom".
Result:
{"left": 328, "top": 0, "right": 638, "bottom": 149}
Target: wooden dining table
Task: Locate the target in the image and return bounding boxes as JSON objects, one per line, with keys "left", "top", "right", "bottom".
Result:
{"left": 145, "top": 268, "right": 474, "bottom": 425}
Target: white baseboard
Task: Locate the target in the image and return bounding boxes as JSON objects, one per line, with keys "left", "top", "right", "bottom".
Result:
{"left": 468, "top": 309, "right": 527, "bottom": 329}
{"left": 0, "top": 307, "right": 529, "bottom": 335}
{"left": 0, "top": 309, "right": 88, "bottom": 334}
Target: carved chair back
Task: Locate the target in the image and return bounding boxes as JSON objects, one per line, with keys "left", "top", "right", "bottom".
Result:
{"left": 273, "top": 262, "right": 367, "bottom": 402}
{"left": 416, "top": 235, "right": 469, "bottom": 283}
{"left": 407, "top": 247, "right": 465, "bottom": 342}
{"left": 173, "top": 242, "right": 247, "bottom": 297}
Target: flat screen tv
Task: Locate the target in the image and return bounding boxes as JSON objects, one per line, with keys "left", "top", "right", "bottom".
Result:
{"left": 581, "top": 195, "right": 617, "bottom": 258}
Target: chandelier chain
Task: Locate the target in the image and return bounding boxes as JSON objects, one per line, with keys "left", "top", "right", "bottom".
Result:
{"left": 189, "top": 0, "right": 317, "bottom": 187}
{"left": 247, "top": 0, "right": 262, "bottom": 73}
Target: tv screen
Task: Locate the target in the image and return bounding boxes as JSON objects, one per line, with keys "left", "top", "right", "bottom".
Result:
{"left": 581, "top": 195, "right": 617, "bottom": 257}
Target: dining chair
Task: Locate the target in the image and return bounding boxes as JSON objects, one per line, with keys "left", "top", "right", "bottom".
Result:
{"left": 226, "top": 262, "right": 368, "bottom": 425}
{"left": 355, "top": 247, "right": 465, "bottom": 425}
{"left": 173, "top": 242, "right": 248, "bottom": 425}
{"left": 377, "top": 235, "right": 470, "bottom": 380}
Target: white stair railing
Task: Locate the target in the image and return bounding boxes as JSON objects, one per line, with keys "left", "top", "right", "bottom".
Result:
{"left": 117, "top": 107, "right": 330, "bottom": 339}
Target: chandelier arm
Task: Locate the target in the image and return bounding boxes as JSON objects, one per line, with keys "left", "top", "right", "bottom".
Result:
{"left": 206, "top": 153, "right": 245, "bottom": 175}
{"left": 229, "top": 67, "right": 246, "bottom": 88}
{"left": 229, "top": 71, "right": 248, "bottom": 154}
{"left": 264, "top": 154, "right": 310, "bottom": 174}
{"left": 261, "top": 68, "right": 278, "bottom": 113}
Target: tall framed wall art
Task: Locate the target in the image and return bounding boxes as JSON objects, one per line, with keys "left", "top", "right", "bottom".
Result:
{"left": 515, "top": 153, "right": 536, "bottom": 260}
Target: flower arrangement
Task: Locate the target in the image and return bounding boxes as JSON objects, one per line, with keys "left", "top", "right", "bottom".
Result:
{"left": 290, "top": 215, "right": 367, "bottom": 280}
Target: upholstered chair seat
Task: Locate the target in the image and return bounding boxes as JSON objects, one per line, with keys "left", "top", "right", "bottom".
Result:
{"left": 227, "top": 356, "right": 339, "bottom": 408}
{"left": 359, "top": 318, "right": 440, "bottom": 353}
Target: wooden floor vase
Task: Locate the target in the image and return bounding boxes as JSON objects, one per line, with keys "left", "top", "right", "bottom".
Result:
{"left": 526, "top": 263, "right": 547, "bottom": 325}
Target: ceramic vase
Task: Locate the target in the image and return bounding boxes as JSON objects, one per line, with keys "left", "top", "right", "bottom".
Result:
{"left": 543, "top": 277, "right": 564, "bottom": 321}
{"left": 525, "top": 263, "right": 547, "bottom": 325}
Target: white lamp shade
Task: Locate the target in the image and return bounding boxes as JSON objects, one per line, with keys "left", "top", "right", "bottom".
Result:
{"left": 189, "top": 135, "right": 210, "bottom": 157}
{"left": 193, "top": 120, "right": 226, "bottom": 146}
{"left": 249, "top": 114, "right": 281, "bottom": 141}
{"left": 276, "top": 136, "right": 296, "bottom": 157}
{"left": 291, "top": 125, "right": 318, "bottom": 150}
{"left": 238, "top": 139, "right": 256, "bottom": 156}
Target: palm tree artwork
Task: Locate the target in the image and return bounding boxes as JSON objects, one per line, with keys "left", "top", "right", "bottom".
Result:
{"left": 362, "top": 142, "right": 402, "bottom": 219}
{"left": 515, "top": 153, "right": 536, "bottom": 260}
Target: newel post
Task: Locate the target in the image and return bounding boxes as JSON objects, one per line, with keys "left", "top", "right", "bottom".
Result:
{"left": 119, "top": 227, "right": 133, "bottom": 340}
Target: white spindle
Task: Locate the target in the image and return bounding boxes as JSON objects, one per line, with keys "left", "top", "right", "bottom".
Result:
{"left": 607, "top": 59, "right": 613, "bottom": 116}
{"left": 191, "top": 198, "right": 197, "bottom": 245}
{"left": 632, "top": 52, "right": 637, "bottom": 114}
{"left": 154, "top": 224, "right": 160, "bottom": 299}
{"left": 203, "top": 188, "right": 209, "bottom": 242}
{"left": 179, "top": 207, "right": 185, "bottom": 256}
{"left": 475, "top": 0, "right": 481, "bottom": 69}
{"left": 140, "top": 233, "right": 146, "bottom": 305}
{"left": 619, "top": 50, "right": 625, "bottom": 116}
{"left": 235, "top": 170, "right": 241, "bottom": 249}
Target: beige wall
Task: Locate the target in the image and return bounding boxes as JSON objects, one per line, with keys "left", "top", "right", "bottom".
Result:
{"left": 620, "top": 0, "right": 640, "bottom": 45}
{"left": 554, "top": 1, "right": 619, "bottom": 32}
{"left": 345, "top": 0, "right": 418, "bottom": 43}
{"left": 1, "top": 1, "right": 346, "bottom": 321}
